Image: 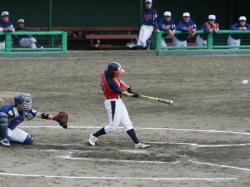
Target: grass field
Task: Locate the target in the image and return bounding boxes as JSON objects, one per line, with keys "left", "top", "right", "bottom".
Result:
{"left": 0, "top": 53, "right": 250, "bottom": 187}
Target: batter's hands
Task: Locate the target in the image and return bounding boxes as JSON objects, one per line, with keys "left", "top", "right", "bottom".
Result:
{"left": 127, "top": 87, "right": 139, "bottom": 98}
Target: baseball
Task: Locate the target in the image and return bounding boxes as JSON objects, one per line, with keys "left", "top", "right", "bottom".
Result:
{"left": 241, "top": 80, "right": 249, "bottom": 85}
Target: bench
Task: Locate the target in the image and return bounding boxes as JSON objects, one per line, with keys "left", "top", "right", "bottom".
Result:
{"left": 25, "top": 26, "right": 140, "bottom": 49}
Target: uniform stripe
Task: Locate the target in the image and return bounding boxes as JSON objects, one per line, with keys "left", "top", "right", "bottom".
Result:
{"left": 111, "top": 101, "right": 116, "bottom": 121}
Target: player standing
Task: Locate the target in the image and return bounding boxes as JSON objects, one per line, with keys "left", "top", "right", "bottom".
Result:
{"left": 227, "top": 16, "right": 250, "bottom": 47}
{"left": 196, "top": 15, "right": 220, "bottom": 46}
{"left": 174, "top": 12, "right": 196, "bottom": 47}
{"left": 0, "top": 94, "right": 68, "bottom": 146}
{"left": 0, "top": 11, "right": 15, "bottom": 50}
{"left": 158, "top": 11, "right": 176, "bottom": 48}
{"left": 88, "top": 62, "right": 151, "bottom": 149}
{"left": 137, "top": 0, "right": 157, "bottom": 49}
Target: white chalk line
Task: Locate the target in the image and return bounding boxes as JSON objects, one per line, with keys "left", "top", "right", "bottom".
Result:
{"left": 190, "top": 160, "right": 250, "bottom": 172}
{"left": 0, "top": 172, "right": 237, "bottom": 182}
{"left": 21, "top": 125, "right": 250, "bottom": 136}
{"left": 145, "top": 141, "right": 250, "bottom": 148}
{"left": 57, "top": 154, "right": 177, "bottom": 165}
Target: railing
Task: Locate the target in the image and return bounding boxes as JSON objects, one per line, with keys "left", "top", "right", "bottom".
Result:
{"left": 0, "top": 31, "right": 67, "bottom": 52}
{"left": 154, "top": 30, "right": 250, "bottom": 50}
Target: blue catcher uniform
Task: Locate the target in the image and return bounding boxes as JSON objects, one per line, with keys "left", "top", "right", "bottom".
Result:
{"left": 137, "top": 0, "right": 157, "bottom": 48}
{"left": 0, "top": 96, "right": 36, "bottom": 145}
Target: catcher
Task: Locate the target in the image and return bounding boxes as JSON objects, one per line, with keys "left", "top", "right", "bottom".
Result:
{"left": 0, "top": 94, "right": 68, "bottom": 146}
{"left": 196, "top": 15, "right": 220, "bottom": 46}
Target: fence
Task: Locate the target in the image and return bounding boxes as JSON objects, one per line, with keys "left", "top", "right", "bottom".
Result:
{"left": 154, "top": 30, "right": 250, "bottom": 50}
{"left": 0, "top": 31, "right": 67, "bottom": 52}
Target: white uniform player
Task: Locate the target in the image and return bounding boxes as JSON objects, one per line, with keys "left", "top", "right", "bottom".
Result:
{"left": 88, "top": 62, "right": 151, "bottom": 149}
{"left": 137, "top": 0, "right": 157, "bottom": 49}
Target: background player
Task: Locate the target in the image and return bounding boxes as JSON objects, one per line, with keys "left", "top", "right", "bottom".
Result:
{"left": 137, "top": 0, "right": 157, "bottom": 49}
{"left": 174, "top": 12, "right": 196, "bottom": 47}
{"left": 0, "top": 94, "right": 68, "bottom": 146}
{"left": 88, "top": 62, "right": 151, "bottom": 149}
{"left": 196, "top": 15, "right": 220, "bottom": 46}
{"left": 158, "top": 11, "right": 176, "bottom": 48}
{"left": 15, "top": 18, "right": 41, "bottom": 48}
{"left": 227, "top": 16, "right": 250, "bottom": 47}
{"left": 0, "top": 11, "right": 15, "bottom": 50}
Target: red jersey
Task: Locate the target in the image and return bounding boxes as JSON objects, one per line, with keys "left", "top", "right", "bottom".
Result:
{"left": 101, "top": 71, "right": 125, "bottom": 99}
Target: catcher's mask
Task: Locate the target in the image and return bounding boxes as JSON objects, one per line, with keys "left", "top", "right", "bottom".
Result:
{"left": 14, "top": 95, "right": 32, "bottom": 112}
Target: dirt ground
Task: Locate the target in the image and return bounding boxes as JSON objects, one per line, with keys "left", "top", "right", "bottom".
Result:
{"left": 0, "top": 53, "right": 250, "bottom": 187}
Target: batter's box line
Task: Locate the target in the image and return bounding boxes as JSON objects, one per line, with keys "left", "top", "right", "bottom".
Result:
{"left": 21, "top": 125, "right": 250, "bottom": 136}
{"left": 0, "top": 172, "right": 238, "bottom": 182}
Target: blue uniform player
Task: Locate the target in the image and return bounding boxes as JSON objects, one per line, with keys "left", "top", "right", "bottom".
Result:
{"left": 174, "top": 12, "right": 197, "bottom": 47}
{"left": 0, "top": 94, "right": 68, "bottom": 146}
{"left": 0, "top": 11, "right": 15, "bottom": 50}
{"left": 137, "top": 0, "right": 157, "bottom": 49}
{"left": 158, "top": 11, "right": 176, "bottom": 47}
{"left": 228, "top": 16, "right": 250, "bottom": 47}
{"left": 196, "top": 15, "right": 220, "bottom": 46}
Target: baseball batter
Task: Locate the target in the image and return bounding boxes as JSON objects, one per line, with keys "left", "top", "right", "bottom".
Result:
{"left": 0, "top": 94, "right": 68, "bottom": 146}
{"left": 174, "top": 12, "right": 197, "bottom": 47}
{"left": 158, "top": 11, "right": 176, "bottom": 48}
{"left": 137, "top": 0, "right": 157, "bottom": 49}
{"left": 228, "top": 16, "right": 250, "bottom": 47}
{"left": 88, "top": 62, "right": 150, "bottom": 149}
{"left": 196, "top": 15, "right": 220, "bottom": 46}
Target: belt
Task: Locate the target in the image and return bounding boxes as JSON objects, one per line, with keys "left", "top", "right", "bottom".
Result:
{"left": 106, "top": 96, "right": 120, "bottom": 100}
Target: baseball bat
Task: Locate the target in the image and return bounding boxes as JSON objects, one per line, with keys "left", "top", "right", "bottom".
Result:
{"left": 140, "top": 94, "right": 174, "bottom": 105}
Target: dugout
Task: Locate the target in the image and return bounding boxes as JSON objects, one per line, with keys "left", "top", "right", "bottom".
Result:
{"left": 1, "top": 0, "right": 250, "bottom": 49}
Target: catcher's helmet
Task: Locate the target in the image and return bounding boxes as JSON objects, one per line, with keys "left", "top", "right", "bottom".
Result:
{"left": 107, "top": 62, "right": 125, "bottom": 74}
{"left": 14, "top": 95, "right": 32, "bottom": 111}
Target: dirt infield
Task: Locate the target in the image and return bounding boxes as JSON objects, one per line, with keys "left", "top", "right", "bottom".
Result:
{"left": 0, "top": 54, "right": 250, "bottom": 187}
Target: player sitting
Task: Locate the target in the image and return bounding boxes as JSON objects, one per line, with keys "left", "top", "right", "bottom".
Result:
{"left": 15, "top": 18, "right": 41, "bottom": 48}
{"left": 174, "top": 12, "right": 197, "bottom": 47}
{"left": 158, "top": 11, "right": 176, "bottom": 48}
{"left": 0, "top": 11, "right": 15, "bottom": 50}
{"left": 227, "top": 16, "right": 250, "bottom": 47}
{"left": 88, "top": 62, "right": 151, "bottom": 149}
{"left": 196, "top": 15, "right": 220, "bottom": 46}
{"left": 0, "top": 94, "right": 68, "bottom": 146}
{"left": 137, "top": 0, "right": 157, "bottom": 49}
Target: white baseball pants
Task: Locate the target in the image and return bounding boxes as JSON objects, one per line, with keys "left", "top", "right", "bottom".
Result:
{"left": 227, "top": 35, "right": 241, "bottom": 47}
{"left": 8, "top": 127, "right": 28, "bottom": 143}
{"left": 196, "top": 35, "right": 207, "bottom": 46}
{"left": 173, "top": 37, "right": 187, "bottom": 47}
{"left": 137, "top": 25, "right": 154, "bottom": 48}
{"left": 19, "top": 37, "right": 37, "bottom": 48}
{"left": 104, "top": 98, "right": 133, "bottom": 134}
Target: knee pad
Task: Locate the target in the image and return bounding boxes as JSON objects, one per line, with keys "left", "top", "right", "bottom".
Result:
{"left": 23, "top": 134, "right": 34, "bottom": 145}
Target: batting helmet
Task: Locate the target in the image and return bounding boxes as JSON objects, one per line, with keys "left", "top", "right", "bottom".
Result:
{"left": 107, "top": 62, "right": 125, "bottom": 74}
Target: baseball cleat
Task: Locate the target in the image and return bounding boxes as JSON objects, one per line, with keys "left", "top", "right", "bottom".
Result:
{"left": 88, "top": 134, "right": 98, "bottom": 146}
{"left": 0, "top": 138, "right": 10, "bottom": 146}
{"left": 134, "top": 143, "right": 151, "bottom": 149}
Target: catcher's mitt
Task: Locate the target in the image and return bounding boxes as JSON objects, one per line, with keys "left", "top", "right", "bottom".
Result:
{"left": 53, "top": 112, "right": 68, "bottom": 129}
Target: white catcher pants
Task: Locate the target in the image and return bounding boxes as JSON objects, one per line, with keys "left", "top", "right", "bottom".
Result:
{"left": 19, "top": 37, "right": 37, "bottom": 48}
{"left": 8, "top": 127, "right": 28, "bottom": 143}
{"left": 104, "top": 98, "right": 134, "bottom": 134}
{"left": 137, "top": 25, "right": 154, "bottom": 48}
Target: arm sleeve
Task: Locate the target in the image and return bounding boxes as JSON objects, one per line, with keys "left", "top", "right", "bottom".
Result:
{"left": 231, "top": 23, "right": 238, "bottom": 30}
{"left": 105, "top": 74, "right": 123, "bottom": 94}
{"left": 177, "top": 22, "right": 188, "bottom": 32}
